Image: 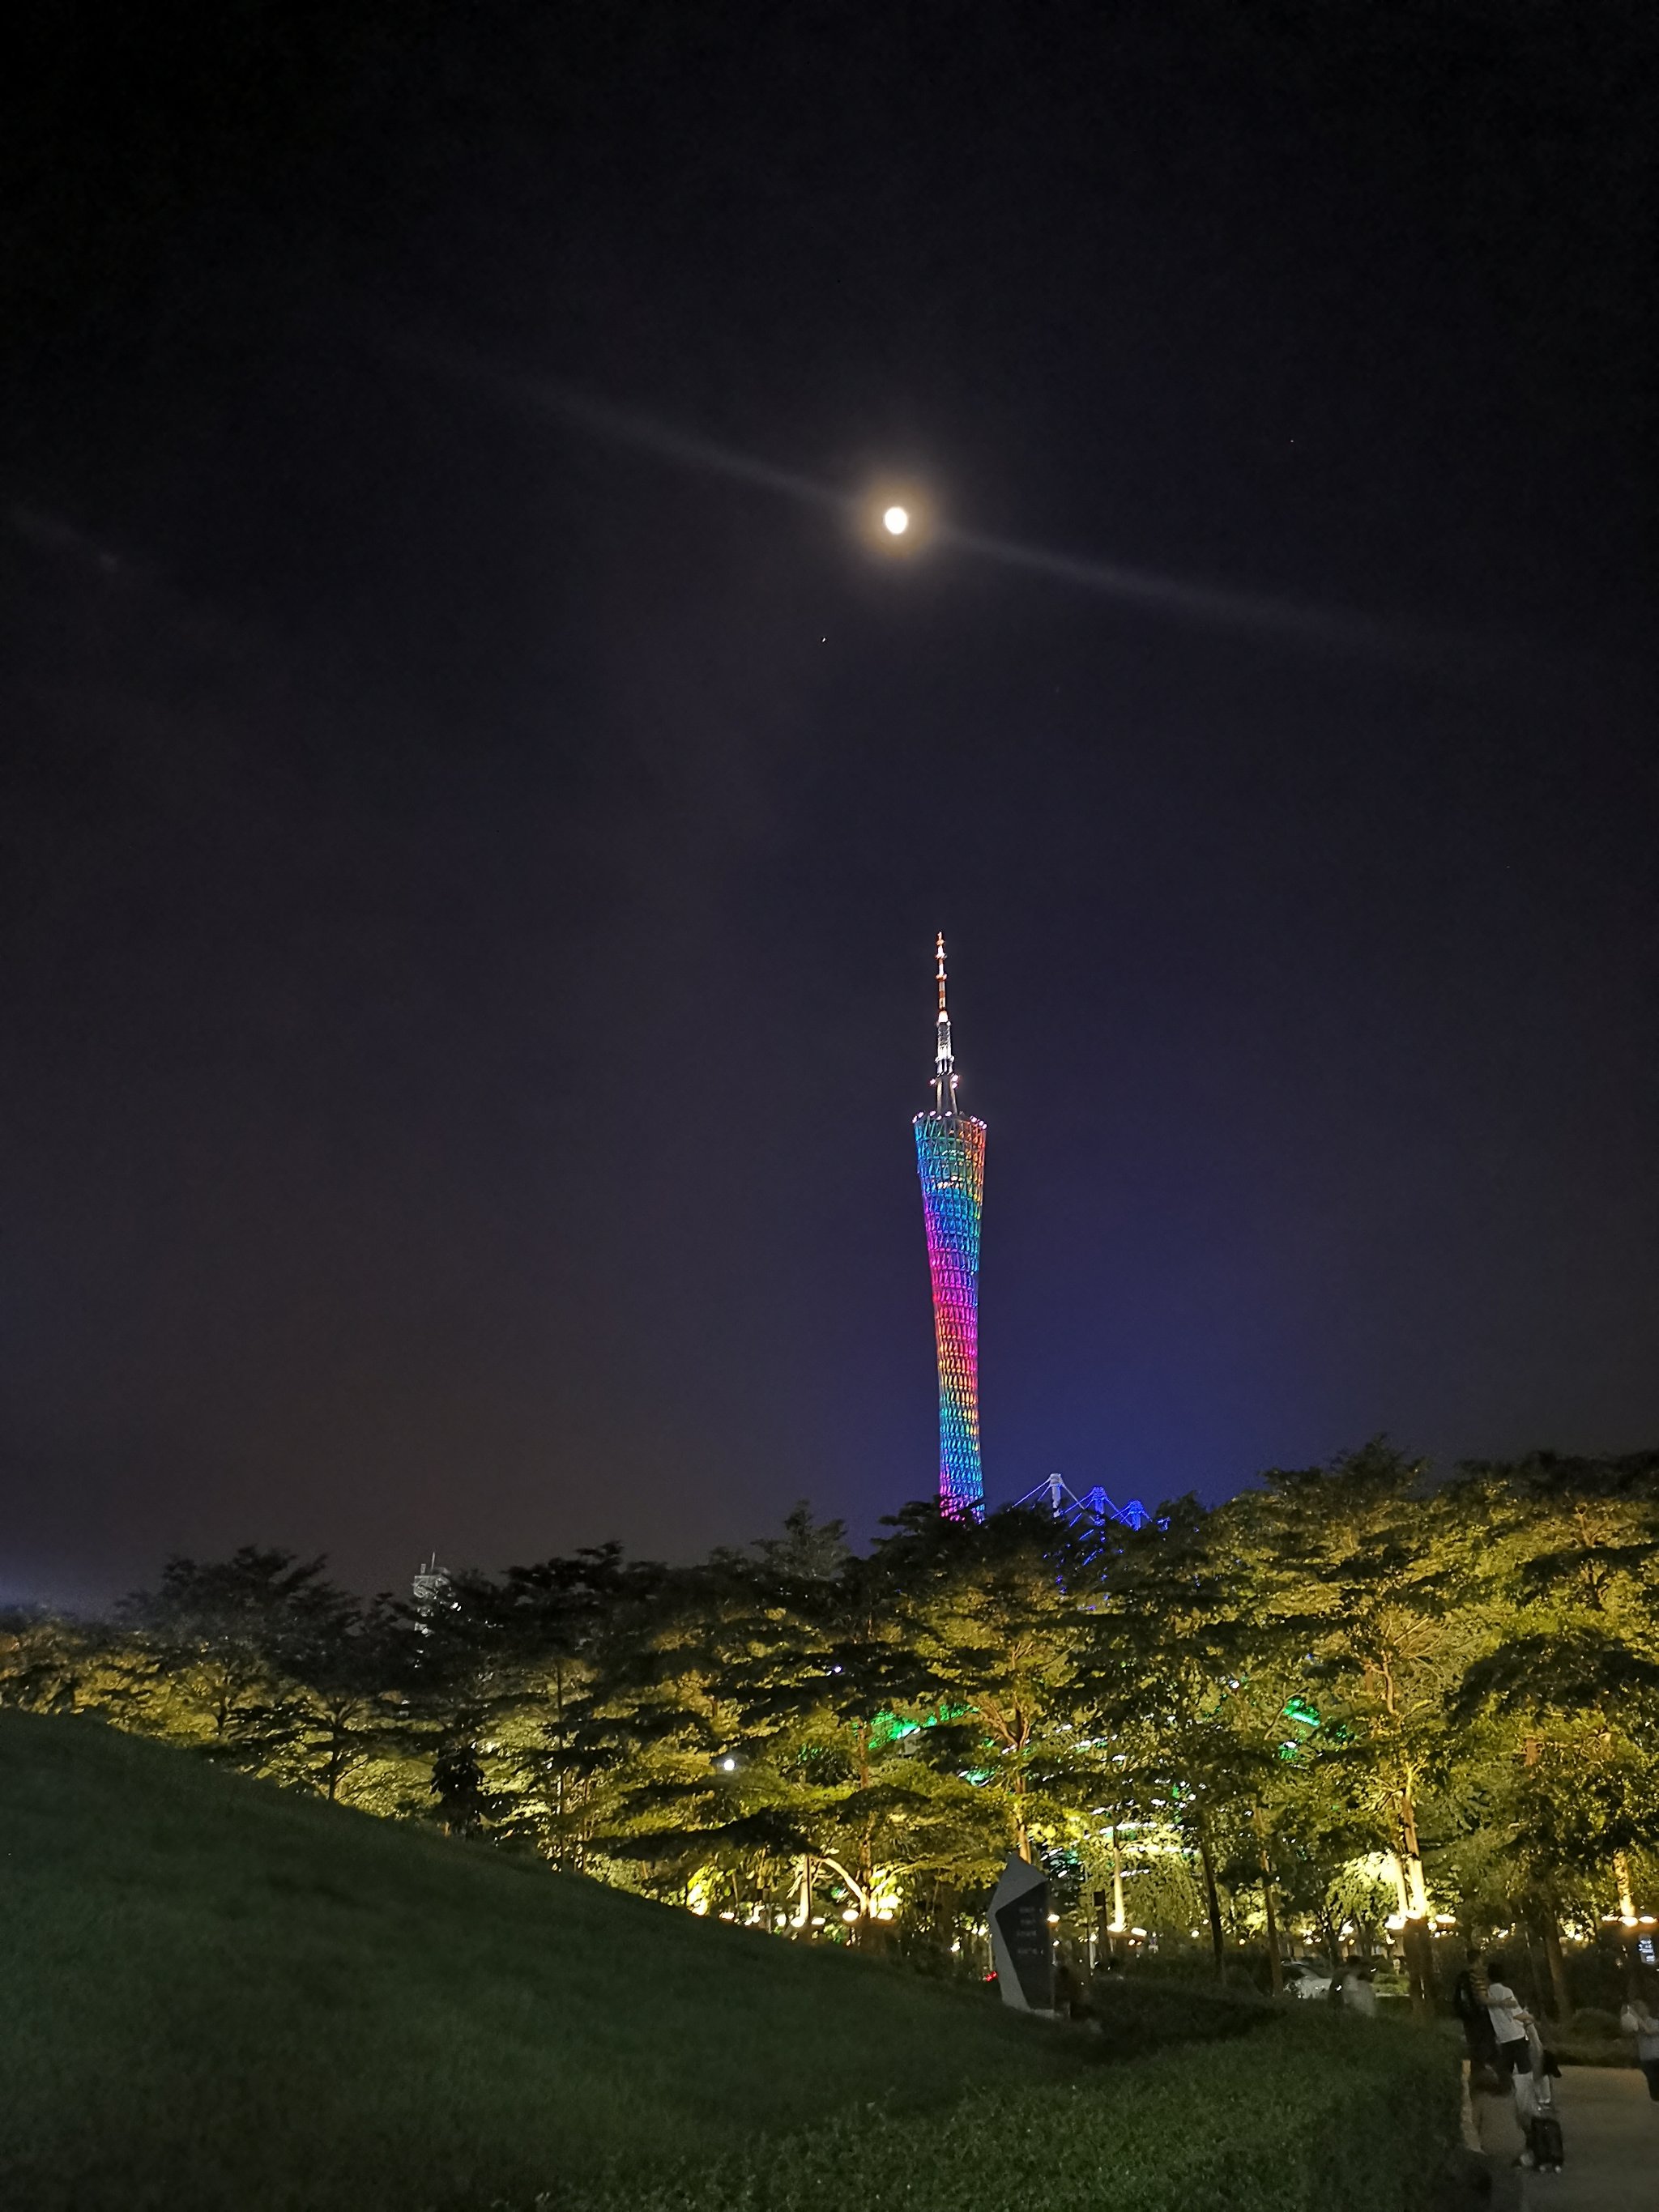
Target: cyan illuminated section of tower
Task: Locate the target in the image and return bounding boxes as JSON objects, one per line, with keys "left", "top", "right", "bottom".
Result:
{"left": 914, "top": 935, "right": 987, "bottom": 1519}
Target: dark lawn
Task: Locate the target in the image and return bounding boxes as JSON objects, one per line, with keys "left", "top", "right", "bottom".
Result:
{"left": 1, "top": 1711, "right": 1076, "bottom": 2210}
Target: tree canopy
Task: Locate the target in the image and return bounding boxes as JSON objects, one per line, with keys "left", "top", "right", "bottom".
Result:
{"left": 5, "top": 1450, "right": 1656, "bottom": 1995}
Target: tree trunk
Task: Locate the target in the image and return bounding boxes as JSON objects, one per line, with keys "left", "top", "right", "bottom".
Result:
{"left": 1614, "top": 1849, "right": 1637, "bottom": 1923}
{"left": 1318, "top": 1903, "right": 1343, "bottom": 1975}
{"left": 1542, "top": 1916, "right": 1573, "bottom": 2022}
{"left": 1252, "top": 1805, "right": 1282, "bottom": 1995}
{"left": 1013, "top": 1768, "right": 1031, "bottom": 1863}
{"left": 1397, "top": 1790, "right": 1431, "bottom": 1920}
{"left": 1396, "top": 1781, "right": 1435, "bottom": 2018}
{"left": 1196, "top": 1816, "right": 1227, "bottom": 1983}
{"left": 1388, "top": 1852, "right": 1411, "bottom": 1920}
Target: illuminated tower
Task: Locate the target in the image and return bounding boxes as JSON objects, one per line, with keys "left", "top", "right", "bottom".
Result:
{"left": 914, "top": 935, "right": 987, "bottom": 1518}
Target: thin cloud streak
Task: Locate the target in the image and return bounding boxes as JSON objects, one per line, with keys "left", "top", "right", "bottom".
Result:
{"left": 434, "top": 351, "right": 1503, "bottom": 672}
{"left": 430, "top": 347, "right": 847, "bottom": 511}
{"left": 940, "top": 522, "right": 1411, "bottom": 659}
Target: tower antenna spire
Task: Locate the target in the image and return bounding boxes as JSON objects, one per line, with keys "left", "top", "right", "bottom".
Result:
{"left": 933, "top": 931, "right": 958, "bottom": 1113}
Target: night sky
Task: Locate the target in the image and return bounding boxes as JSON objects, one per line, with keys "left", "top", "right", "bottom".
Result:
{"left": 3, "top": 5, "right": 1654, "bottom": 1605}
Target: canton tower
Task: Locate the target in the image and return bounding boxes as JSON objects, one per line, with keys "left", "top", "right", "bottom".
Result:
{"left": 914, "top": 935, "right": 987, "bottom": 1518}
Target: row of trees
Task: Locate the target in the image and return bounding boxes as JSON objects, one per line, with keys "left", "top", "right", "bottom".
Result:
{"left": 5, "top": 1443, "right": 1657, "bottom": 2009}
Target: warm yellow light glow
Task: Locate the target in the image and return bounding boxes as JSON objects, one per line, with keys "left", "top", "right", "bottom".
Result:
{"left": 883, "top": 505, "right": 910, "bottom": 535}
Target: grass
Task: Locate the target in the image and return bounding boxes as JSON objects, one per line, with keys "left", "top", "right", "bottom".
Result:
{"left": 567, "top": 2005, "right": 1462, "bottom": 2212}
{"left": 0, "top": 1712, "right": 1459, "bottom": 2211}
{"left": 1, "top": 1712, "right": 1082, "bottom": 2210}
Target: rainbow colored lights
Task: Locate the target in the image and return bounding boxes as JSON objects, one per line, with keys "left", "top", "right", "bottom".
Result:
{"left": 915, "top": 936, "right": 986, "bottom": 1518}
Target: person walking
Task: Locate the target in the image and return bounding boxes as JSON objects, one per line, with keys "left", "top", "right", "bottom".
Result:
{"left": 1482, "top": 1958, "right": 1533, "bottom": 2082}
{"left": 1340, "top": 1963, "right": 1378, "bottom": 2017}
{"left": 1621, "top": 1983, "right": 1659, "bottom": 2099}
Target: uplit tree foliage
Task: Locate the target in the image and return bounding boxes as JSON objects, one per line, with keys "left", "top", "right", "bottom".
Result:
{"left": 3, "top": 1450, "right": 1656, "bottom": 1991}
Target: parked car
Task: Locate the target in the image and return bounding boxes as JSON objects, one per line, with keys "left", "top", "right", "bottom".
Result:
{"left": 1281, "top": 1958, "right": 1335, "bottom": 2001}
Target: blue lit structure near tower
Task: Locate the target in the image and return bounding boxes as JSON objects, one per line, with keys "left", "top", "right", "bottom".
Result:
{"left": 1013, "top": 1472, "right": 1151, "bottom": 1531}
{"left": 914, "top": 936, "right": 987, "bottom": 1518}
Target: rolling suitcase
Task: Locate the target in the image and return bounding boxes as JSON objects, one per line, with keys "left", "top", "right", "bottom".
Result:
{"left": 1528, "top": 2111, "right": 1563, "bottom": 2172}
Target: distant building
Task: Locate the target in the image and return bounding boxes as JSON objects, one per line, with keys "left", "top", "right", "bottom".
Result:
{"left": 411, "top": 1554, "right": 452, "bottom": 1617}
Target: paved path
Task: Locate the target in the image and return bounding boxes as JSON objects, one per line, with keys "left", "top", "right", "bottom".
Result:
{"left": 1476, "top": 2065, "right": 1655, "bottom": 2210}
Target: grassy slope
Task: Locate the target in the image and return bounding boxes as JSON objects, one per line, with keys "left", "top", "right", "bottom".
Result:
{"left": 1, "top": 1712, "right": 1076, "bottom": 2211}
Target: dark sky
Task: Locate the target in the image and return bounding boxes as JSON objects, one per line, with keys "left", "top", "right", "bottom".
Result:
{"left": 2, "top": 3, "right": 1655, "bottom": 1605}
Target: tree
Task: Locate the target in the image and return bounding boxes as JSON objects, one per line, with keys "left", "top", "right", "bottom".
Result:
{"left": 1075, "top": 1498, "right": 1284, "bottom": 1979}
{"left": 874, "top": 1502, "right": 1107, "bottom": 1870}
{"left": 403, "top": 1545, "right": 665, "bottom": 1861}
{"left": 119, "top": 1546, "right": 357, "bottom": 1754}
{"left": 266, "top": 1595, "right": 415, "bottom": 1804}
{"left": 0, "top": 1605, "right": 130, "bottom": 1719}
{"left": 1452, "top": 1451, "right": 1659, "bottom": 1952}
{"left": 1218, "top": 1443, "right": 1473, "bottom": 2012}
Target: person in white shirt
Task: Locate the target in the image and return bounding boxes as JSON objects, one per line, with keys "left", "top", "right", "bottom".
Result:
{"left": 1622, "top": 1983, "right": 1659, "bottom": 2101}
{"left": 1340, "top": 1963, "right": 1378, "bottom": 2017}
{"left": 1482, "top": 1958, "right": 1532, "bottom": 2079}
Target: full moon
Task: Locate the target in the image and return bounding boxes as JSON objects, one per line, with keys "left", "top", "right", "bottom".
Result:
{"left": 882, "top": 505, "right": 910, "bottom": 535}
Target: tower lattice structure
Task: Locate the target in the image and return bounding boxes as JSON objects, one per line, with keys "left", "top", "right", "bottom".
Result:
{"left": 914, "top": 935, "right": 987, "bottom": 1518}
